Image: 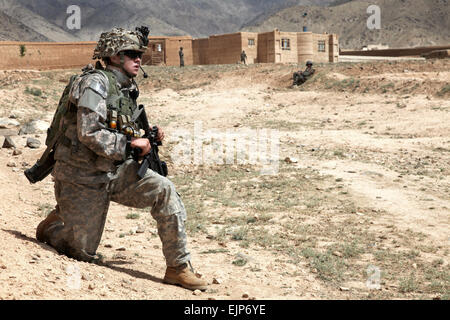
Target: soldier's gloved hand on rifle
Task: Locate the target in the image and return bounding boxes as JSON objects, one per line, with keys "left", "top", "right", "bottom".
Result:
{"left": 130, "top": 125, "right": 165, "bottom": 157}
{"left": 130, "top": 137, "right": 151, "bottom": 156}
{"left": 154, "top": 125, "right": 165, "bottom": 142}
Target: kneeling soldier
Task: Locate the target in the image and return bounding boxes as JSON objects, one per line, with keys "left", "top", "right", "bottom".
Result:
{"left": 35, "top": 27, "right": 208, "bottom": 291}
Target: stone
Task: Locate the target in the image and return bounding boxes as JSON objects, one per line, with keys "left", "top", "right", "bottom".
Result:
{"left": 193, "top": 289, "right": 202, "bottom": 296}
{"left": 12, "top": 149, "right": 22, "bottom": 156}
{"left": 26, "top": 137, "right": 41, "bottom": 149}
{"left": 136, "top": 225, "right": 145, "bottom": 233}
{"left": 0, "top": 118, "right": 20, "bottom": 129}
{"left": 284, "top": 156, "right": 298, "bottom": 164}
{"left": 212, "top": 278, "right": 222, "bottom": 284}
{"left": 332, "top": 251, "right": 343, "bottom": 257}
{"left": 19, "top": 120, "right": 49, "bottom": 135}
{"left": 7, "top": 160, "right": 16, "bottom": 167}
{"left": 2, "top": 136, "right": 16, "bottom": 149}
{"left": 242, "top": 292, "right": 249, "bottom": 298}
{"left": 112, "top": 253, "right": 127, "bottom": 260}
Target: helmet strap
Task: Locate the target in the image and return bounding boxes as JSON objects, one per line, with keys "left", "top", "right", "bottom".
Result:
{"left": 120, "top": 51, "right": 125, "bottom": 67}
{"left": 108, "top": 52, "right": 135, "bottom": 78}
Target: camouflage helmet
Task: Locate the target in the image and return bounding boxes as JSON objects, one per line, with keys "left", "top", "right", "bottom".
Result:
{"left": 306, "top": 60, "right": 313, "bottom": 66}
{"left": 93, "top": 27, "right": 149, "bottom": 60}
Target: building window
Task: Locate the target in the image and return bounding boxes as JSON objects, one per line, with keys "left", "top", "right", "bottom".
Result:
{"left": 318, "top": 40, "right": 326, "bottom": 52}
{"left": 248, "top": 38, "right": 255, "bottom": 46}
{"left": 281, "top": 38, "right": 290, "bottom": 50}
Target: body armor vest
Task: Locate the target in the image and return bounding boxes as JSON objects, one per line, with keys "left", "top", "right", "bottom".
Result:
{"left": 100, "top": 69, "right": 142, "bottom": 138}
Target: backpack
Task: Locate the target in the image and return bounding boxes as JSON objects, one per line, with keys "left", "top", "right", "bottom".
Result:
{"left": 24, "top": 69, "right": 92, "bottom": 184}
{"left": 44, "top": 74, "right": 79, "bottom": 148}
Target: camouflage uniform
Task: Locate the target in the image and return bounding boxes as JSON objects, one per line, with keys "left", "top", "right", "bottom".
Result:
{"left": 241, "top": 50, "right": 247, "bottom": 65}
{"left": 37, "top": 29, "right": 191, "bottom": 268}
{"left": 179, "top": 47, "right": 184, "bottom": 67}
{"left": 293, "top": 61, "right": 315, "bottom": 86}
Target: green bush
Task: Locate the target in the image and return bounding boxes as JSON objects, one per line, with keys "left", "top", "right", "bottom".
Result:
{"left": 25, "top": 87, "right": 42, "bottom": 97}
{"left": 19, "top": 45, "right": 26, "bottom": 57}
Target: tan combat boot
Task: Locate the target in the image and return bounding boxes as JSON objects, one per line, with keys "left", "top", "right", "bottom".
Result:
{"left": 163, "top": 262, "right": 208, "bottom": 291}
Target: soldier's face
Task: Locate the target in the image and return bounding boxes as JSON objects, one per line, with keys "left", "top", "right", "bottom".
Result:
{"left": 111, "top": 51, "right": 142, "bottom": 77}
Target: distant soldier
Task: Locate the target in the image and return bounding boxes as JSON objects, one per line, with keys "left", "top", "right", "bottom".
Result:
{"left": 293, "top": 61, "right": 315, "bottom": 86}
{"left": 179, "top": 47, "right": 184, "bottom": 67}
{"left": 240, "top": 50, "right": 247, "bottom": 65}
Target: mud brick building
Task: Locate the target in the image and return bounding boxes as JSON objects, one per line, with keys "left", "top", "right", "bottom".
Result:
{"left": 0, "top": 29, "right": 339, "bottom": 70}
{"left": 166, "top": 29, "right": 339, "bottom": 66}
{"left": 144, "top": 35, "right": 193, "bottom": 66}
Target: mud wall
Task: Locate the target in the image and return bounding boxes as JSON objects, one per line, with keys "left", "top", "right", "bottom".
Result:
{"left": 311, "top": 34, "right": 331, "bottom": 63}
{"left": 208, "top": 33, "right": 243, "bottom": 65}
{"left": 164, "top": 36, "right": 193, "bottom": 66}
{"left": 240, "top": 32, "right": 258, "bottom": 64}
{"left": 276, "top": 31, "right": 298, "bottom": 63}
{"left": 192, "top": 38, "right": 209, "bottom": 65}
{"left": 0, "top": 41, "right": 96, "bottom": 70}
{"left": 1, "top": 31, "right": 340, "bottom": 71}
{"left": 257, "top": 32, "right": 272, "bottom": 63}
{"left": 341, "top": 45, "right": 450, "bottom": 57}
{"left": 329, "top": 34, "right": 339, "bottom": 63}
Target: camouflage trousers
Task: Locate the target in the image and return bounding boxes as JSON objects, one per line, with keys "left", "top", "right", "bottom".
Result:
{"left": 293, "top": 72, "right": 306, "bottom": 85}
{"left": 38, "top": 159, "right": 191, "bottom": 267}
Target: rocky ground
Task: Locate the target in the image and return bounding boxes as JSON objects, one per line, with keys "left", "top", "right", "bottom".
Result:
{"left": 0, "top": 59, "right": 449, "bottom": 300}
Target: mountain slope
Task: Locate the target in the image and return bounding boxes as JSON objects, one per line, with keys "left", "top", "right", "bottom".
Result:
{"left": 241, "top": 0, "right": 450, "bottom": 49}
{"left": 11, "top": 0, "right": 334, "bottom": 40}
{"left": 1, "top": 0, "right": 447, "bottom": 46}
{"left": 0, "top": 0, "right": 79, "bottom": 41}
{"left": 0, "top": 10, "right": 49, "bottom": 41}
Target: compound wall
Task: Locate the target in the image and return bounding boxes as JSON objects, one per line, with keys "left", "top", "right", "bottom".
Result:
{"left": 192, "top": 38, "right": 209, "bottom": 65}
{"left": 163, "top": 36, "right": 193, "bottom": 66}
{"left": 341, "top": 45, "right": 450, "bottom": 57}
{"left": 207, "top": 33, "right": 243, "bottom": 65}
{"left": 1, "top": 30, "right": 340, "bottom": 70}
{"left": 0, "top": 41, "right": 96, "bottom": 70}
{"left": 241, "top": 32, "right": 258, "bottom": 64}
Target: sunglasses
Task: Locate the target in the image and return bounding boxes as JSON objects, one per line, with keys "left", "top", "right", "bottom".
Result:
{"left": 123, "top": 50, "right": 143, "bottom": 60}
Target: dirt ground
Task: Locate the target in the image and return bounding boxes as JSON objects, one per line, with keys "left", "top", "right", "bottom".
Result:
{"left": 0, "top": 58, "right": 448, "bottom": 300}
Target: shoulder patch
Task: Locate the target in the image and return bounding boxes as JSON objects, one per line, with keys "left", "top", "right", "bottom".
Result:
{"left": 88, "top": 80, "right": 108, "bottom": 99}
{"left": 79, "top": 72, "right": 109, "bottom": 99}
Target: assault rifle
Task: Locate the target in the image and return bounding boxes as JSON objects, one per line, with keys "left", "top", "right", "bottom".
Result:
{"left": 133, "top": 104, "right": 168, "bottom": 178}
{"left": 24, "top": 148, "right": 56, "bottom": 184}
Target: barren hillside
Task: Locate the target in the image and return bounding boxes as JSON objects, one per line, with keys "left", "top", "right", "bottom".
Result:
{"left": 1, "top": 0, "right": 333, "bottom": 41}
{"left": 0, "top": 10, "right": 49, "bottom": 42}
{"left": 0, "top": 58, "right": 449, "bottom": 300}
{"left": 242, "top": 0, "right": 450, "bottom": 49}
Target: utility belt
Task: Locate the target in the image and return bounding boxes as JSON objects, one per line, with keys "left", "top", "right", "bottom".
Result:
{"left": 107, "top": 110, "right": 141, "bottom": 138}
